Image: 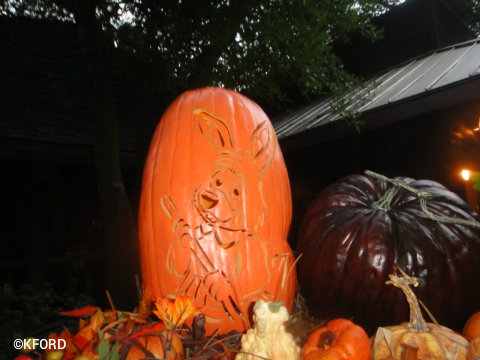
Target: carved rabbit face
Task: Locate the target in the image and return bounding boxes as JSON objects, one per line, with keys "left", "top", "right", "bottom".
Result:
{"left": 194, "top": 166, "right": 246, "bottom": 231}
{"left": 192, "top": 109, "right": 274, "bottom": 240}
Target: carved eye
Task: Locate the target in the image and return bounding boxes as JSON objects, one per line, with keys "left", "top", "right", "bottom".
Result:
{"left": 215, "top": 179, "right": 223, "bottom": 186}
{"left": 233, "top": 188, "right": 240, "bottom": 196}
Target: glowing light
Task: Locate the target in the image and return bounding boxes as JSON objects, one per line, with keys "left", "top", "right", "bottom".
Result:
{"left": 461, "top": 169, "right": 471, "bottom": 181}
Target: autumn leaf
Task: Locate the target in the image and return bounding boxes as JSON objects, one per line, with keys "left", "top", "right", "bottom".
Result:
{"left": 73, "top": 334, "right": 89, "bottom": 351}
{"left": 120, "top": 322, "right": 166, "bottom": 343}
{"left": 59, "top": 305, "right": 100, "bottom": 317}
{"left": 153, "top": 296, "right": 197, "bottom": 329}
{"left": 46, "top": 329, "right": 78, "bottom": 355}
{"left": 78, "top": 338, "right": 99, "bottom": 359}
{"left": 77, "top": 309, "right": 104, "bottom": 342}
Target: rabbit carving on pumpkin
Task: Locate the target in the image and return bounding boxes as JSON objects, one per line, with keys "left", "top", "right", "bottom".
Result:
{"left": 160, "top": 109, "right": 291, "bottom": 326}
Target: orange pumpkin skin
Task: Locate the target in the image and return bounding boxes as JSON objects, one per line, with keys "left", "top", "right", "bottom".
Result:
{"left": 138, "top": 87, "right": 297, "bottom": 335}
{"left": 464, "top": 311, "right": 480, "bottom": 340}
{"left": 301, "top": 319, "right": 371, "bottom": 360}
{"left": 125, "top": 332, "right": 184, "bottom": 360}
{"left": 125, "top": 336, "right": 165, "bottom": 360}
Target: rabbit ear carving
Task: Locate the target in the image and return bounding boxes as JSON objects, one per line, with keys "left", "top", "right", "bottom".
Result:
{"left": 249, "top": 121, "right": 275, "bottom": 178}
{"left": 194, "top": 109, "right": 234, "bottom": 150}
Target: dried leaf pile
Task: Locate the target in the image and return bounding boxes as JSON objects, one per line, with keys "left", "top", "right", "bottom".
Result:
{"left": 14, "top": 271, "right": 480, "bottom": 360}
{"left": 16, "top": 292, "right": 247, "bottom": 360}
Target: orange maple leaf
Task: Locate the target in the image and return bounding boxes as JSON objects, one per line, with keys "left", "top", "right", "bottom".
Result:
{"left": 153, "top": 296, "right": 197, "bottom": 329}
{"left": 76, "top": 309, "right": 104, "bottom": 342}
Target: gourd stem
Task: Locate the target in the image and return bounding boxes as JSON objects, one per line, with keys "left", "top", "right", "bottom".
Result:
{"left": 371, "top": 186, "right": 399, "bottom": 211}
{"left": 386, "top": 269, "right": 430, "bottom": 332}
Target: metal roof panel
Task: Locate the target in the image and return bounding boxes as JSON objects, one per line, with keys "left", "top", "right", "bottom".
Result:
{"left": 433, "top": 43, "right": 480, "bottom": 87}
{"left": 274, "top": 39, "right": 480, "bottom": 140}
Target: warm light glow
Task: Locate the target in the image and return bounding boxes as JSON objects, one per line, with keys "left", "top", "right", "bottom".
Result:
{"left": 461, "top": 169, "right": 471, "bottom": 181}
{"left": 452, "top": 118, "right": 480, "bottom": 139}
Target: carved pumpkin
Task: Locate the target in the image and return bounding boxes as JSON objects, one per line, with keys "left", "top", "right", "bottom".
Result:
{"left": 301, "top": 318, "right": 370, "bottom": 360}
{"left": 371, "top": 269, "right": 470, "bottom": 360}
{"left": 138, "top": 87, "right": 297, "bottom": 335}
{"left": 296, "top": 171, "right": 480, "bottom": 334}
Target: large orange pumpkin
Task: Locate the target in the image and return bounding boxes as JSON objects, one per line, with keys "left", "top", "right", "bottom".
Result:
{"left": 138, "top": 87, "right": 297, "bottom": 335}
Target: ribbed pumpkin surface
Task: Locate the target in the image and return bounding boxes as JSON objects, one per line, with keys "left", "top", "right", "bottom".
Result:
{"left": 139, "top": 87, "right": 297, "bottom": 334}
{"left": 296, "top": 172, "right": 480, "bottom": 334}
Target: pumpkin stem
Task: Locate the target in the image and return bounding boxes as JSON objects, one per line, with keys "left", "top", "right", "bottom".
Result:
{"left": 371, "top": 186, "right": 400, "bottom": 211}
{"left": 317, "top": 330, "right": 337, "bottom": 349}
{"left": 386, "top": 268, "right": 430, "bottom": 332}
{"left": 365, "top": 170, "right": 480, "bottom": 229}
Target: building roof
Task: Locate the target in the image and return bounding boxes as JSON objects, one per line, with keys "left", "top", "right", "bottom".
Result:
{"left": 274, "top": 38, "right": 480, "bottom": 151}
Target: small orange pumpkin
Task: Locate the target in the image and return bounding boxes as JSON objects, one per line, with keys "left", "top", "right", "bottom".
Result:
{"left": 301, "top": 318, "right": 371, "bottom": 360}
{"left": 125, "top": 335, "right": 164, "bottom": 360}
{"left": 125, "top": 331, "right": 184, "bottom": 360}
{"left": 371, "top": 268, "right": 469, "bottom": 360}
{"left": 464, "top": 311, "right": 480, "bottom": 340}
{"left": 138, "top": 87, "right": 297, "bottom": 335}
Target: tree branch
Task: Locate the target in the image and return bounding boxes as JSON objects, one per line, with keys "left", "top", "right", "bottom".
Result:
{"left": 187, "top": 0, "right": 257, "bottom": 88}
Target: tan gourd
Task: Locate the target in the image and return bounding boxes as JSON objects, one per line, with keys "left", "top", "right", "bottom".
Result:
{"left": 371, "top": 268, "right": 470, "bottom": 360}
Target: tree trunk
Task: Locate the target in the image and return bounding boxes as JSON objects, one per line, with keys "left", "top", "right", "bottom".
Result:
{"left": 71, "top": 0, "right": 139, "bottom": 309}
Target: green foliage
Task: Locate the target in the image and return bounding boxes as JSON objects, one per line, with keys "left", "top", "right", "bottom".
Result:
{"left": 472, "top": 171, "right": 480, "bottom": 192}
{"left": 213, "top": 0, "right": 385, "bottom": 109}
{"left": 0, "top": 283, "right": 94, "bottom": 360}
{"left": 0, "top": 0, "right": 390, "bottom": 113}
{"left": 98, "top": 339, "right": 120, "bottom": 360}
{"left": 2, "top": 0, "right": 480, "bottom": 114}
{"left": 1, "top": 0, "right": 73, "bottom": 21}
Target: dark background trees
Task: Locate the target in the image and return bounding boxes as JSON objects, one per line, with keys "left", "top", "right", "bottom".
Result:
{"left": 1, "top": 0, "right": 479, "bottom": 309}
{"left": 1, "top": 0, "right": 391, "bottom": 308}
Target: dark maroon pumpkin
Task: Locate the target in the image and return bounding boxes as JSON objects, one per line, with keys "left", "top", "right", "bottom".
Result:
{"left": 296, "top": 171, "right": 480, "bottom": 335}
